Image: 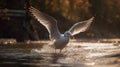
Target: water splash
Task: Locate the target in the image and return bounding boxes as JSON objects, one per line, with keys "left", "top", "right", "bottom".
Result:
{"left": 31, "top": 45, "right": 55, "bottom": 54}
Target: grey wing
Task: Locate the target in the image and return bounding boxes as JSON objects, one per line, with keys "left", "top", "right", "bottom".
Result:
{"left": 68, "top": 17, "right": 94, "bottom": 36}
{"left": 29, "top": 6, "right": 61, "bottom": 40}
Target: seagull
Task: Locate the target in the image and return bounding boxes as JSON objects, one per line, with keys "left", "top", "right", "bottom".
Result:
{"left": 29, "top": 6, "right": 94, "bottom": 53}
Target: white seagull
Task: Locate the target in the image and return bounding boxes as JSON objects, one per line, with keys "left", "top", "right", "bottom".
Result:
{"left": 29, "top": 6, "right": 94, "bottom": 53}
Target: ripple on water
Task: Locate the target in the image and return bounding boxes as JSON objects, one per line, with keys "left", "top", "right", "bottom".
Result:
{"left": 0, "top": 41, "right": 120, "bottom": 67}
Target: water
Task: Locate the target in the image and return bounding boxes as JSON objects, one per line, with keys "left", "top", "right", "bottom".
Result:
{"left": 0, "top": 40, "right": 120, "bottom": 67}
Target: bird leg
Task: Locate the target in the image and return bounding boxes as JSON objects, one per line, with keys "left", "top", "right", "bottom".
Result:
{"left": 59, "top": 49, "right": 62, "bottom": 54}
{"left": 54, "top": 49, "right": 62, "bottom": 54}
{"left": 54, "top": 49, "right": 57, "bottom": 54}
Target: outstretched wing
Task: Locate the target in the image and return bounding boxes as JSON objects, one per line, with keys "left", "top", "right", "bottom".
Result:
{"left": 68, "top": 17, "right": 94, "bottom": 36}
{"left": 29, "top": 6, "right": 61, "bottom": 40}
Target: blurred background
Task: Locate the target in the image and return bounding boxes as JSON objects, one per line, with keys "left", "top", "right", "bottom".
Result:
{"left": 0, "top": 0, "right": 120, "bottom": 42}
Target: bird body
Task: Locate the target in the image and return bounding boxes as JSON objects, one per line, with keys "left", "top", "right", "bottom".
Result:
{"left": 53, "top": 34, "right": 69, "bottom": 49}
{"left": 29, "top": 6, "right": 94, "bottom": 53}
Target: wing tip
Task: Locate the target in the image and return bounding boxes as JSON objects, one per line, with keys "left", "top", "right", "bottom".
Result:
{"left": 90, "top": 16, "right": 95, "bottom": 20}
{"left": 87, "top": 16, "right": 95, "bottom": 22}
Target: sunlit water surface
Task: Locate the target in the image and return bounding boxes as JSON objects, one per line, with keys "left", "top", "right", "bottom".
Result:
{"left": 0, "top": 40, "right": 120, "bottom": 67}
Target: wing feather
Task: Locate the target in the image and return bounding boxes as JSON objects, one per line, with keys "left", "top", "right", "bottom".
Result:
{"left": 68, "top": 17, "right": 94, "bottom": 36}
{"left": 29, "top": 6, "right": 61, "bottom": 40}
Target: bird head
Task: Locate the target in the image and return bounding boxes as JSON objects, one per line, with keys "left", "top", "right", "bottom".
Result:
{"left": 64, "top": 31, "right": 71, "bottom": 37}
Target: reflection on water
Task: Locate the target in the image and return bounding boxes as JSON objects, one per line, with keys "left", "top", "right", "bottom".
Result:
{"left": 0, "top": 40, "right": 120, "bottom": 67}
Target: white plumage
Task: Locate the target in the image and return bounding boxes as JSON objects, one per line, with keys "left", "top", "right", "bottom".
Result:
{"left": 29, "top": 6, "right": 94, "bottom": 53}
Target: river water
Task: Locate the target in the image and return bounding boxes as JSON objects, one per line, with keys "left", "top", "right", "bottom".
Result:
{"left": 0, "top": 39, "right": 120, "bottom": 67}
